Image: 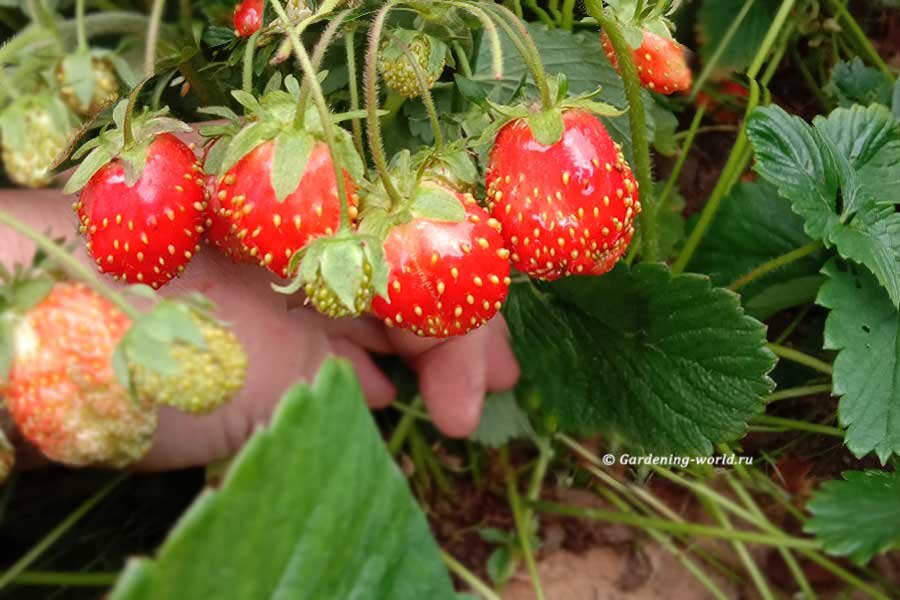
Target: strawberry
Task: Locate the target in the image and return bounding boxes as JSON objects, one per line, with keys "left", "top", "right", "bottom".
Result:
{"left": 601, "top": 30, "right": 692, "bottom": 95}
{"left": 216, "top": 140, "right": 358, "bottom": 278}
{"left": 57, "top": 55, "right": 119, "bottom": 116}
{"left": 377, "top": 29, "right": 447, "bottom": 98}
{"left": 697, "top": 80, "right": 749, "bottom": 124}
{"left": 0, "top": 94, "right": 71, "bottom": 189}
{"left": 372, "top": 187, "right": 511, "bottom": 338}
{"left": 486, "top": 110, "right": 639, "bottom": 281}
{"left": 204, "top": 172, "right": 255, "bottom": 264}
{"left": 129, "top": 310, "right": 247, "bottom": 414}
{"left": 0, "top": 429, "right": 12, "bottom": 484}
{"left": 234, "top": 0, "right": 263, "bottom": 37}
{"left": 66, "top": 106, "right": 204, "bottom": 289}
{"left": 1, "top": 283, "right": 156, "bottom": 467}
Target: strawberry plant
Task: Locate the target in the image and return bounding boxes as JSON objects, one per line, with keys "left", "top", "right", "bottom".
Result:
{"left": 0, "top": 1, "right": 899, "bottom": 599}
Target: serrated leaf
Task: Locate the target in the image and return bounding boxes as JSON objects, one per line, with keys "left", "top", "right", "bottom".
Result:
{"left": 320, "top": 243, "right": 365, "bottom": 312}
{"left": 527, "top": 109, "right": 565, "bottom": 146}
{"left": 231, "top": 90, "right": 262, "bottom": 114}
{"left": 817, "top": 260, "right": 900, "bottom": 463}
{"left": 748, "top": 105, "right": 900, "bottom": 305}
{"left": 826, "top": 58, "right": 895, "bottom": 108}
{"left": 271, "top": 130, "right": 312, "bottom": 202}
{"left": 688, "top": 181, "right": 824, "bottom": 315}
{"left": 504, "top": 264, "right": 776, "bottom": 454}
{"left": 411, "top": 186, "right": 465, "bottom": 222}
{"left": 108, "top": 360, "right": 456, "bottom": 600}
{"left": 472, "top": 391, "right": 535, "bottom": 448}
{"left": 805, "top": 470, "right": 900, "bottom": 564}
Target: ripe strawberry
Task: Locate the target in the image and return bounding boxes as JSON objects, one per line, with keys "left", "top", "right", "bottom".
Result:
{"left": 0, "top": 95, "right": 70, "bottom": 189}
{"left": 0, "top": 429, "right": 12, "bottom": 484}
{"left": 601, "top": 30, "right": 692, "bottom": 95}
{"left": 377, "top": 29, "right": 446, "bottom": 98}
{"left": 216, "top": 140, "right": 358, "bottom": 278}
{"left": 129, "top": 311, "right": 247, "bottom": 414}
{"left": 486, "top": 110, "right": 639, "bottom": 281}
{"left": 372, "top": 188, "right": 511, "bottom": 338}
{"left": 57, "top": 56, "right": 119, "bottom": 116}
{"left": 71, "top": 131, "right": 206, "bottom": 289}
{"left": 2, "top": 283, "right": 156, "bottom": 467}
{"left": 234, "top": 0, "right": 263, "bottom": 37}
{"left": 203, "top": 172, "right": 254, "bottom": 264}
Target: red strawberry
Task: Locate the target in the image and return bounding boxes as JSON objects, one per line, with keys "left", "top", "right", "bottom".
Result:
{"left": 372, "top": 189, "right": 511, "bottom": 338}
{"left": 234, "top": 0, "right": 263, "bottom": 37}
{"left": 216, "top": 140, "right": 359, "bottom": 278}
{"left": 203, "top": 173, "right": 254, "bottom": 264}
{"left": 601, "top": 30, "right": 692, "bottom": 95}
{"left": 74, "top": 133, "right": 206, "bottom": 288}
{"left": 1, "top": 283, "right": 156, "bottom": 467}
{"left": 697, "top": 80, "right": 749, "bottom": 124}
{"left": 486, "top": 110, "right": 639, "bottom": 281}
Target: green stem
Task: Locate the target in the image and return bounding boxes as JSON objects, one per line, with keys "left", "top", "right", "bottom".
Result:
{"left": 773, "top": 303, "right": 812, "bottom": 345}
{"left": 747, "top": 0, "right": 797, "bottom": 78}
{"left": 689, "top": 0, "right": 756, "bottom": 102}
{"left": 178, "top": 0, "right": 191, "bottom": 31}
{"left": 386, "top": 31, "right": 443, "bottom": 153}
{"left": 441, "top": 2, "right": 502, "bottom": 81}
{"left": 0, "top": 571, "right": 118, "bottom": 587}
{"left": 658, "top": 105, "right": 705, "bottom": 209}
{"left": 729, "top": 240, "right": 823, "bottom": 291}
{"left": 524, "top": 0, "right": 554, "bottom": 27}
{"left": 388, "top": 397, "right": 423, "bottom": 455}
{"left": 364, "top": 1, "right": 404, "bottom": 206}
{"left": 826, "top": 0, "right": 894, "bottom": 79}
{"left": 144, "top": 0, "right": 166, "bottom": 77}
{"left": 75, "top": 0, "right": 87, "bottom": 51}
{"left": 452, "top": 41, "right": 472, "bottom": 78}
{"left": 798, "top": 549, "right": 891, "bottom": 600}
{"left": 560, "top": 0, "right": 575, "bottom": 29}
{"left": 751, "top": 415, "right": 844, "bottom": 437}
{"left": 0, "top": 211, "right": 140, "bottom": 320}
{"left": 704, "top": 500, "right": 777, "bottom": 600}
{"left": 500, "top": 447, "right": 546, "bottom": 600}
{"left": 296, "top": 8, "right": 351, "bottom": 124}
{"left": 767, "top": 343, "right": 834, "bottom": 376}
{"left": 765, "top": 384, "right": 832, "bottom": 403}
{"left": 531, "top": 499, "right": 819, "bottom": 548}
{"left": 272, "top": 0, "right": 351, "bottom": 230}
{"left": 0, "top": 475, "right": 125, "bottom": 591}
{"left": 345, "top": 31, "right": 365, "bottom": 159}
{"left": 241, "top": 27, "right": 261, "bottom": 94}
{"left": 586, "top": 3, "right": 658, "bottom": 261}
{"left": 440, "top": 550, "right": 502, "bottom": 600}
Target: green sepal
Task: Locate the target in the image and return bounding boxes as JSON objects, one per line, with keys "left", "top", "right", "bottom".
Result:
{"left": 60, "top": 49, "right": 96, "bottom": 110}
{"left": 320, "top": 242, "right": 367, "bottom": 312}
{"left": 272, "top": 129, "right": 313, "bottom": 202}
{"left": 527, "top": 109, "right": 565, "bottom": 146}
{"left": 219, "top": 121, "right": 277, "bottom": 176}
{"left": 120, "top": 301, "right": 207, "bottom": 379}
{"left": 411, "top": 184, "right": 466, "bottom": 222}
{"left": 363, "top": 239, "right": 390, "bottom": 298}
{"left": 0, "top": 314, "right": 16, "bottom": 381}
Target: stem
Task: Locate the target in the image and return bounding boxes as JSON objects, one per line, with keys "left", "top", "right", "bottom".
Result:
{"left": 345, "top": 31, "right": 365, "bottom": 159}
{"left": 0, "top": 211, "right": 140, "bottom": 320}
{"left": 271, "top": 0, "right": 350, "bottom": 230}
{"left": 0, "top": 475, "right": 125, "bottom": 591}
{"left": 531, "top": 500, "right": 819, "bottom": 549}
{"left": 364, "top": 1, "right": 404, "bottom": 206}
{"left": 500, "top": 447, "right": 546, "bottom": 600}
{"left": 0, "top": 572, "right": 118, "bottom": 587}
{"left": 242, "top": 28, "right": 261, "bottom": 94}
{"left": 689, "top": 0, "right": 756, "bottom": 102}
{"left": 767, "top": 343, "right": 834, "bottom": 376}
{"left": 388, "top": 397, "right": 423, "bottom": 455}
{"left": 481, "top": 2, "right": 552, "bottom": 109}
{"left": 524, "top": 0, "right": 554, "bottom": 27}
{"left": 765, "top": 384, "right": 832, "bottom": 403}
{"left": 751, "top": 415, "right": 844, "bottom": 437}
{"left": 442, "top": 2, "right": 502, "bottom": 81}
{"left": 791, "top": 47, "right": 830, "bottom": 111}
{"left": 798, "top": 550, "right": 891, "bottom": 600}
{"left": 704, "top": 500, "right": 777, "bottom": 600}
{"left": 826, "top": 0, "right": 894, "bottom": 79}
{"left": 297, "top": 8, "right": 351, "bottom": 121}
{"left": 75, "top": 0, "right": 87, "bottom": 51}
{"left": 440, "top": 550, "right": 502, "bottom": 600}
{"left": 658, "top": 105, "right": 705, "bottom": 209}
{"left": 386, "top": 31, "right": 443, "bottom": 152}
{"left": 586, "top": 3, "right": 658, "bottom": 261}
{"left": 747, "top": 0, "right": 797, "bottom": 78}
{"left": 728, "top": 240, "right": 823, "bottom": 291}
{"left": 451, "top": 41, "right": 472, "bottom": 77}
{"left": 560, "top": 0, "right": 575, "bottom": 30}
{"left": 144, "top": 0, "right": 166, "bottom": 77}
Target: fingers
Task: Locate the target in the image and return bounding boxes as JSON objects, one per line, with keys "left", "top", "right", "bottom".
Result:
{"left": 484, "top": 316, "right": 521, "bottom": 392}
{"left": 318, "top": 315, "right": 395, "bottom": 354}
{"left": 330, "top": 337, "right": 397, "bottom": 408}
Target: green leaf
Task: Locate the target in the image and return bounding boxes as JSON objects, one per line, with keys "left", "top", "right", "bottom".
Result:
{"left": 817, "top": 260, "right": 900, "bottom": 463}
{"left": 527, "top": 109, "right": 565, "bottom": 146}
{"left": 699, "top": 0, "right": 782, "bottom": 70}
{"left": 748, "top": 105, "right": 900, "bottom": 305}
{"left": 271, "top": 130, "right": 312, "bottom": 202}
{"left": 805, "top": 470, "right": 900, "bottom": 564}
{"left": 472, "top": 392, "right": 536, "bottom": 448}
{"left": 63, "top": 146, "right": 115, "bottom": 194}
{"left": 411, "top": 186, "right": 465, "bottom": 222}
{"left": 826, "top": 58, "right": 895, "bottom": 108}
{"left": 687, "top": 181, "right": 824, "bottom": 316}
{"left": 230, "top": 90, "right": 262, "bottom": 114}
{"left": 504, "top": 264, "right": 776, "bottom": 454}
{"left": 109, "top": 360, "right": 455, "bottom": 600}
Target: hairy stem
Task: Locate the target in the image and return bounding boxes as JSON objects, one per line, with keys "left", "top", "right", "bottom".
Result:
{"left": 144, "top": 0, "right": 166, "bottom": 77}
{"left": 729, "top": 240, "right": 823, "bottom": 291}
{"left": 297, "top": 8, "right": 351, "bottom": 120}
{"left": 345, "top": 30, "right": 365, "bottom": 158}
{"left": 386, "top": 31, "right": 443, "bottom": 152}
{"left": 765, "top": 384, "right": 832, "bottom": 403}
{"left": 440, "top": 550, "right": 502, "bottom": 600}
{"left": 751, "top": 415, "right": 844, "bottom": 437}
{"left": 585, "top": 2, "right": 658, "bottom": 261}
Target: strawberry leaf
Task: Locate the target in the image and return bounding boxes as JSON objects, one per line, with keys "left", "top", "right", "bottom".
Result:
{"left": 817, "top": 260, "right": 900, "bottom": 462}
{"left": 271, "top": 130, "right": 312, "bottom": 202}
{"left": 472, "top": 391, "right": 536, "bottom": 448}
{"left": 504, "top": 263, "right": 775, "bottom": 454}
{"left": 108, "top": 360, "right": 455, "bottom": 600}
{"left": 805, "top": 470, "right": 900, "bottom": 564}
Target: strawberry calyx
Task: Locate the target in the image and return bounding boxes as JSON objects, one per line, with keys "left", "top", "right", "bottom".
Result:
{"left": 410, "top": 142, "right": 479, "bottom": 195}
{"left": 63, "top": 100, "right": 192, "bottom": 194}
{"left": 599, "top": 0, "right": 681, "bottom": 44}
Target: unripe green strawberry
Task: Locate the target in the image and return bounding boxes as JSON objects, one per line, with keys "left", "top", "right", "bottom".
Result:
{"left": 129, "top": 312, "right": 247, "bottom": 414}
{"left": 304, "top": 259, "right": 375, "bottom": 318}
{"left": 57, "top": 56, "right": 120, "bottom": 116}
{"left": 0, "top": 95, "right": 70, "bottom": 189}
{"left": 0, "top": 430, "right": 12, "bottom": 484}
{"left": 377, "top": 29, "right": 446, "bottom": 98}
